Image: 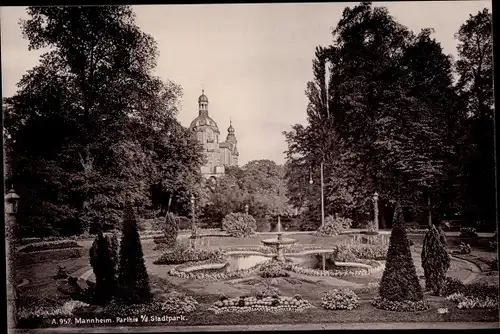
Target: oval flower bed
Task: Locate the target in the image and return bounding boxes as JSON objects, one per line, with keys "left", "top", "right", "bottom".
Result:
{"left": 283, "top": 260, "right": 384, "bottom": 277}
{"left": 168, "top": 259, "right": 273, "bottom": 280}
{"left": 208, "top": 295, "right": 314, "bottom": 314}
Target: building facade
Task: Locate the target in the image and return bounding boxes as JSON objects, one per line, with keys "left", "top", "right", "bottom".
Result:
{"left": 189, "top": 90, "right": 239, "bottom": 178}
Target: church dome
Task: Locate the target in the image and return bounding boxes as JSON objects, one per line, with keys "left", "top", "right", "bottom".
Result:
{"left": 198, "top": 90, "right": 209, "bottom": 103}
{"left": 189, "top": 114, "right": 220, "bottom": 133}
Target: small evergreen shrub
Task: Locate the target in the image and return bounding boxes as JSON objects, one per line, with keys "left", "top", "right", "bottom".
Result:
{"left": 314, "top": 216, "right": 352, "bottom": 236}
{"left": 321, "top": 288, "right": 359, "bottom": 310}
{"left": 222, "top": 213, "right": 257, "bottom": 237}
{"left": 117, "top": 202, "right": 152, "bottom": 304}
{"left": 163, "top": 213, "right": 180, "bottom": 247}
{"left": 377, "top": 203, "right": 423, "bottom": 304}
{"left": 421, "top": 225, "right": 450, "bottom": 295}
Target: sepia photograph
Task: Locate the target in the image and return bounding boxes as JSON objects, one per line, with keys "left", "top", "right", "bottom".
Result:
{"left": 1, "top": 1, "right": 498, "bottom": 332}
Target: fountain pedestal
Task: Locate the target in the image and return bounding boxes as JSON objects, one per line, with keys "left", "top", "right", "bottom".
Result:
{"left": 261, "top": 218, "right": 296, "bottom": 261}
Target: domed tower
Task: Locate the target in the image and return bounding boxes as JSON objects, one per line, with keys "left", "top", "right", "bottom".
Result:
{"left": 189, "top": 90, "right": 223, "bottom": 176}
{"left": 219, "top": 118, "right": 239, "bottom": 167}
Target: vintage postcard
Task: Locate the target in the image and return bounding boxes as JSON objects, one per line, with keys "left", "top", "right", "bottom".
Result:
{"left": 2, "top": 2, "right": 498, "bottom": 332}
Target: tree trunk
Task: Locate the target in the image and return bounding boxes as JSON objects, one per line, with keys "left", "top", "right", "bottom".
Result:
{"left": 428, "top": 193, "right": 432, "bottom": 228}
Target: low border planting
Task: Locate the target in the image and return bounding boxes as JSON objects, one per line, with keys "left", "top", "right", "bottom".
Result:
{"left": 18, "top": 240, "right": 82, "bottom": 253}
{"left": 208, "top": 294, "right": 314, "bottom": 314}
{"left": 284, "top": 260, "right": 384, "bottom": 277}
{"left": 446, "top": 293, "right": 498, "bottom": 310}
{"left": 371, "top": 296, "right": 431, "bottom": 312}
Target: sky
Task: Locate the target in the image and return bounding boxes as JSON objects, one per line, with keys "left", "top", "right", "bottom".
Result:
{"left": 0, "top": 1, "right": 492, "bottom": 166}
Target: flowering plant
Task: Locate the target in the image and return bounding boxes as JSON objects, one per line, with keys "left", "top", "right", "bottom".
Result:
{"left": 321, "top": 288, "right": 359, "bottom": 310}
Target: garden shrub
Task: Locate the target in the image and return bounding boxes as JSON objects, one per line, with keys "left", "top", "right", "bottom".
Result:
{"left": 89, "top": 231, "right": 117, "bottom": 305}
{"left": 259, "top": 261, "right": 290, "bottom": 278}
{"left": 421, "top": 225, "right": 450, "bottom": 295}
{"left": 153, "top": 243, "right": 224, "bottom": 265}
{"left": 460, "top": 227, "right": 478, "bottom": 238}
{"left": 221, "top": 212, "right": 257, "bottom": 238}
{"left": 377, "top": 203, "right": 423, "bottom": 306}
{"left": 53, "top": 265, "right": 68, "bottom": 280}
{"left": 163, "top": 213, "right": 180, "bottom": 247}
{"left": 18, "top": 240, "right": 82, "bottom": 253}
{"left": 459, "top": 242, "right": 472, "bottom": 254}
{"left": 329, "top": 245, "right": 357, "bottom": 262}
{"left": 442, "top": 277, "right": 466, "bottom": 296}
{"left": 314, "top": 216, "right": 352, "bottom": 236}
{"left": 321, "top": 288, "right": 359, "bottom": 310}
{"left": 117, "top": 202, "right": 152, "bottom": 304}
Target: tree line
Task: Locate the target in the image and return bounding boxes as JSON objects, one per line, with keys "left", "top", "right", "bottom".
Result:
{"left": 283, "top": 2, "right": 494, "bottom": 230}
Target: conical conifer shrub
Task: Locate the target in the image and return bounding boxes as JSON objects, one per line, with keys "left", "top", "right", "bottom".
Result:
{"left": 422, "top": 224, "right": 450, "bottom": 295}
{"left": 117, "top": 201, "right": 152, "bottom": 304}
{"left": 378, "top": 202, "right": 423, "bottom": 302}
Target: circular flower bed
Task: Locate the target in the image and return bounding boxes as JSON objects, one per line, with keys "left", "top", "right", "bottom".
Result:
{"left": 321, "top": 288, "right": 359, "bottom": 310}
{"left": 208, "top": 295, "right": 314, "bottom": 314}
{"left": 371, "top": 296, "right": 430, "bottom": 312}
{"left": 284, "top": 260, "right": 384, "bottom": 277}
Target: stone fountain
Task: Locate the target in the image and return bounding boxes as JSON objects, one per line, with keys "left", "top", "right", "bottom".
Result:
{"left": 261, "top": 216, "right": 297, "bottom": 261}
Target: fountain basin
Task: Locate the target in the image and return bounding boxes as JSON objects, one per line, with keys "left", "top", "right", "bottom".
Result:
{"left": 261, "top": 238, "right": 297, "bottom": 246}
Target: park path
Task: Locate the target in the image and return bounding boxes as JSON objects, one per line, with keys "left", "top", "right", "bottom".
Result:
{"left": 12, "top": 321, "right": 500, "bottom": 332}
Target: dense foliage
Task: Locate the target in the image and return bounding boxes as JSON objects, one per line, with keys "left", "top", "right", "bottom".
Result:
{"left": 378, "top": 203, "right": 423, "bottom": 303}
{"left": 421, "top": 225, "right": 450, "bottom": 295}
{"left": 221, "top": 212, "right": 257, "bottom": 238}
{"left": 202, "top": 160, "right": 295, "bottom": 225}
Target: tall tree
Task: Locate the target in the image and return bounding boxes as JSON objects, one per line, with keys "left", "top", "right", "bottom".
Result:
{"left": 454, "top": 8, "right": 495, "bottom": 227}
{"left": 4, "top": 6, "right": 203, "bottom": 236}
{"left": 284, "top": 2, "right": 462, "bottom": 227}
